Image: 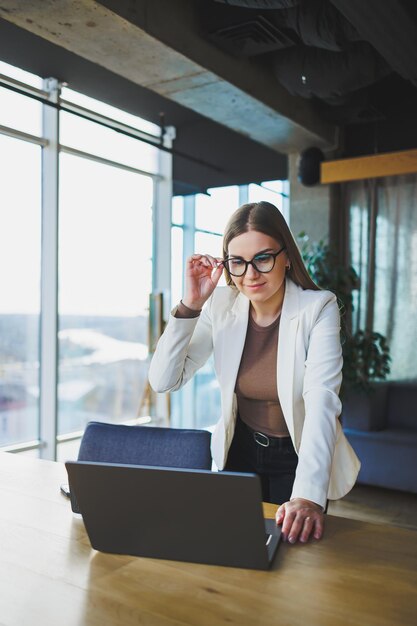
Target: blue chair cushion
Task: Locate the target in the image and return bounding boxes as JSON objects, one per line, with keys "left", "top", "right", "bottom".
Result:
{"left": 77, "top": 421, "right": 212, "bottom": 470}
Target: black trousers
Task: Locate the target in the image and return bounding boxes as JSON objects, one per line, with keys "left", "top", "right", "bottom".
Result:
{"left": 224, "top": 416, "right": 298, "bottom": 505}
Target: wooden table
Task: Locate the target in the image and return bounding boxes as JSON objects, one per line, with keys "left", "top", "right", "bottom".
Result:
{"left": 0, "top": 452, "right": 416, "bottom": 626}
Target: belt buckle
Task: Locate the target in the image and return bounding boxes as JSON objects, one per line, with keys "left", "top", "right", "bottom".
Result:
{"left": 254, "top": 431, "right": 270, "bottom": 447}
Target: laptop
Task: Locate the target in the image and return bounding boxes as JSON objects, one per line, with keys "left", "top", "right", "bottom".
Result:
{"left": 65, "top": 461, "right": 281, "bottom": 570}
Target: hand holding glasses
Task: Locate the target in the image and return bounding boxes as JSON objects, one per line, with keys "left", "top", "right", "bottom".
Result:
{"left": 183, "top": 247, "right": 286, "bottom": 310}
{"left": 183, "top": 254, "right": 224, "bottom": 310}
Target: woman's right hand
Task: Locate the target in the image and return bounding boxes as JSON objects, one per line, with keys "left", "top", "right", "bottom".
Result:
{"left": 182, "top": 254, "right": 224, "bottom": 311}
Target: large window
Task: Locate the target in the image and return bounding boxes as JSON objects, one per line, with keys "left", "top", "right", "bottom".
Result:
{"left": 0, "top": 136, "right": 42, "bottom": 448}
{"left": 0, "top": 61, "right": 168, "bottom": 459}
{"left": 57, "top": 156, "right": 154, "bottom": 459}
{"left": 0, "top": 57, "right": 289, "bottom": 452}
{"left": 0, "top": 63, "right": 43, "bottom": 451}
{"left": 56, "top": 88, "right": 160, "bottom": 460}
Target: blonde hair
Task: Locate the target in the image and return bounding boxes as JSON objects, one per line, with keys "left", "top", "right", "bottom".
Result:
{"left": 223, "top": 201, "right": 319, "bottom": 291}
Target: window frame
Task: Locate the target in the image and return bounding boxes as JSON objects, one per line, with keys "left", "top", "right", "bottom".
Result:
{"left": 0, "top": 68, "right": 171, "bottom": 458}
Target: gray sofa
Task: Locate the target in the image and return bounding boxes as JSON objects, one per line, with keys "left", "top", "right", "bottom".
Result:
{"left": 342, "top": 383, "right": 417, "bottom": 493}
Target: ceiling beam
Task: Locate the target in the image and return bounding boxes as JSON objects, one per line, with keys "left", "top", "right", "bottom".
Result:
{"left": 321, "top": 149, "right": 417, "bottom": 184}
{"left": 0, "top": 0, "right": 336, "bottom": 153}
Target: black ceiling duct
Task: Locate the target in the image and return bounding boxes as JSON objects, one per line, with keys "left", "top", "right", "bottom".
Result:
{"left": 330, "top": 0, "right": 417, "bottom": 86}
{"left": 316, "top": 87, "right": 385, "bottom": 124}
{"left": 272, "top": 42, "right": 390, "bottom": 101}
{"left": 278, "top": 0, "right": 361, "bottom": 51}
{"left": 214, "top": 0, "right": 300, "bottom": 9}
{"left": 297, "top": 147, "right": 324, "bottom": 186}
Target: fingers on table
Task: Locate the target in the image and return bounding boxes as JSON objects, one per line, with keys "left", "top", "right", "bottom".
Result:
{"left": 299, "top": 516, "right": 315, "bottom": 543}
{"left": 282, "top": 511, "right": 323, "bottom": 544}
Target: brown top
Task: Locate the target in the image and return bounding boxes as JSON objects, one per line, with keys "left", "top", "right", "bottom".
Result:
{"left": 235, "top": 312, "right": 290, "bottom": 437}
{"left": 174, "top": 301, "right": 289, "bottom": 437}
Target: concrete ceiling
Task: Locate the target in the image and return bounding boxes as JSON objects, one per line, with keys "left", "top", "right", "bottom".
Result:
{"left": 0, "top": 0, "right": 336, "bottom": 154}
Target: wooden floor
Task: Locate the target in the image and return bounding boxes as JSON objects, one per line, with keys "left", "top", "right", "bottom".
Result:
{"left": 328, "top": 484, "right": 417, "bottom": 531}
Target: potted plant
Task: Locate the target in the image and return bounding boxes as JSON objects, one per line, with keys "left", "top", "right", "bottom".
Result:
{"left": 298, "top": 233, "right": 391, "bottom": 431}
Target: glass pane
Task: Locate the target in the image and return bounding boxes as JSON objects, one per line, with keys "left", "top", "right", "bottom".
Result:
{"left": 58, "top": 153, "right": 153, "bottom": 435}
{"left": 169, "top": 390, "right": 182, "bottom": 429}
{"left": 0, "top": 136, "right": 41, "bottom": 447}
{"left": 193, "top": 232, "right": 225, "bottom": 429}
{"left": 172, "top": 196, "right": 184, "bottom": 225}
{"left": 60, "top": 111, "right": 159, "bottom": 174}
{"left": 0, "top": 86, "right": 42, "bottom": 137}
{"left": 61, "top": 86, "right": 160, "bottom": 137}
{"left": 194, "top": 232, "right": 223, "bottom": 258}
{"left": 0, "top": 60, "right": 43, "bottom": 89}
{"left": 248, "top": 180, "right": 289, "bottom": 220}
{"left": 57, "top": 438, "right": 81, "bottom": 462}
{"left": 195, "top": 186, "right": 239, "bottom": 234}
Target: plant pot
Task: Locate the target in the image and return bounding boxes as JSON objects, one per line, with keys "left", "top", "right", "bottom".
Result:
{"left": 342, "top": 384, "right": 388, "bottom": 431}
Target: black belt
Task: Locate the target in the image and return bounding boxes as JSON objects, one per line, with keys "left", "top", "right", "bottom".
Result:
{"left": 238, "top": 418, "right": 293, "bottom": 450}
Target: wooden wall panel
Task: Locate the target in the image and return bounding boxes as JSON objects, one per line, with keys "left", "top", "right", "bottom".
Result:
{"left": 321, "top": 149, "right": 417, "bottom": 184}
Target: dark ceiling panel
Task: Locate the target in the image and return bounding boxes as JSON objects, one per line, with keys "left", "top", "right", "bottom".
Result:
{"left": 330, "top": 0, "right": 417, "bottom": 86}
{"left": 202, "top": 0, "right": 417, "bottom": 156}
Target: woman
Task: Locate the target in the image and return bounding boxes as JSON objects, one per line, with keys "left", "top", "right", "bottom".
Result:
{"left": 149, "top": 201, "right": 360, "bottom": 544}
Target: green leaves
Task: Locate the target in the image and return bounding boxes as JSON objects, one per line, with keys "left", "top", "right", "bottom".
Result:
{"left": 298, "top": 233, "right": 391, "bottom": 396}
{"left": 298, "top": 232, "right": 359, "bottom": 316}
{"left": 342, "top": 330, "right": 391, "bottom": 394}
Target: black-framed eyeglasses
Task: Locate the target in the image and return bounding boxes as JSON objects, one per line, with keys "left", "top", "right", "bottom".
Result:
{"left": 223, "top": 246, "right": 286, "bottom": 277}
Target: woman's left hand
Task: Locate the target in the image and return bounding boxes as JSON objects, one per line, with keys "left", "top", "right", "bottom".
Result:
{"left": 275, "top": 498, "right": 324, "bottom": 544}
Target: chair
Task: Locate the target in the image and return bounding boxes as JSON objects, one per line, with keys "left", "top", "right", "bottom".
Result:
{"left": 69, "top": 421, "right": 212, "bottom": 512}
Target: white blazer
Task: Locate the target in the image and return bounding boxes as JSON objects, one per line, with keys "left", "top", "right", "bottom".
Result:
{"left": 149, "top": 278, "right": 360, "bottom": 509}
